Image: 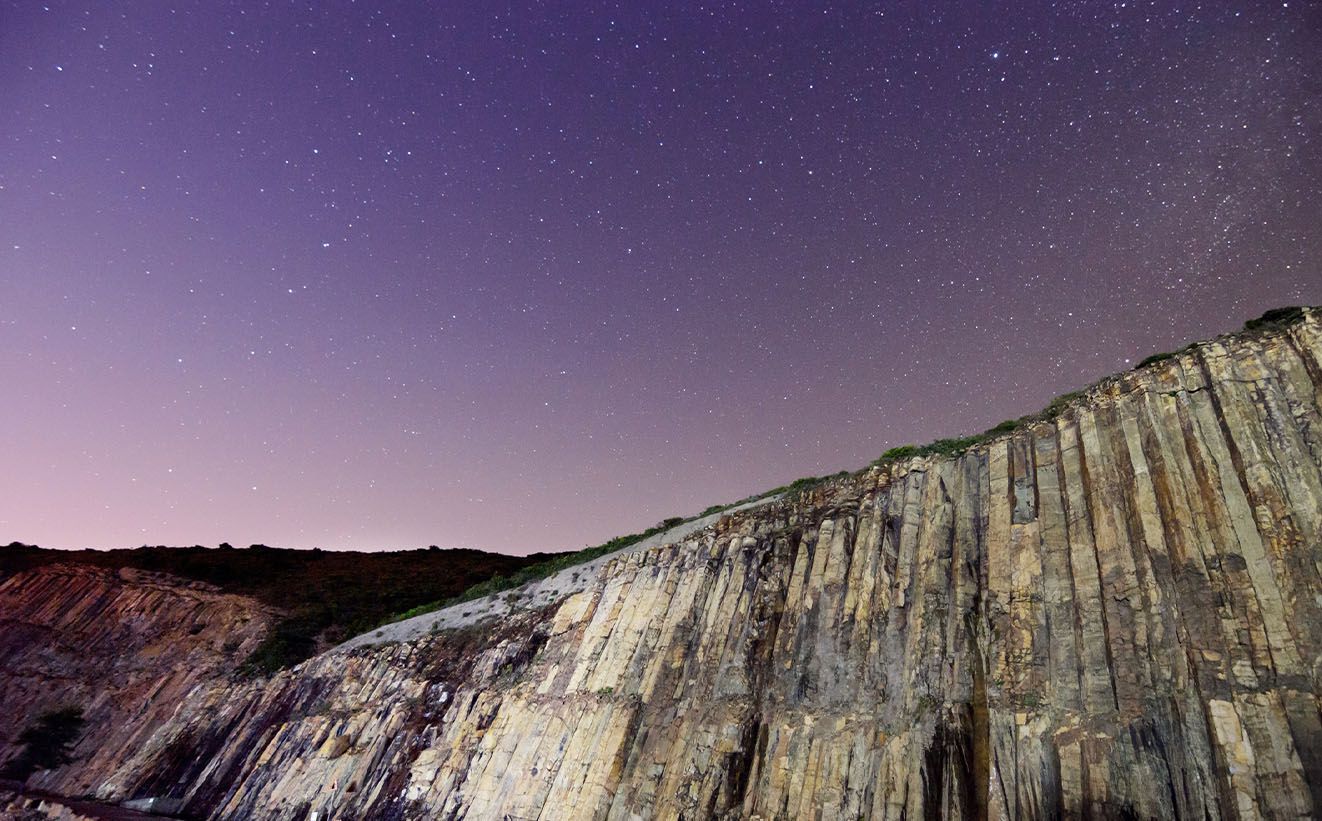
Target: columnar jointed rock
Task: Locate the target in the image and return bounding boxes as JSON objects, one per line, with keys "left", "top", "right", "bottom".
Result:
{"left": 16, "top": 311, "right": 1322, "bottom": 819}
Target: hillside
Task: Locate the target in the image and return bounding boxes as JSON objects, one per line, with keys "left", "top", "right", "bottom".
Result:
{"left": 2, "top": 306, "right": 1320, "bottom": 820}
{"left": 0, "top": 542, "right": 551, "bottom": 673}
{"left": 0, "top": 565, "right": 276, "bottom": 799}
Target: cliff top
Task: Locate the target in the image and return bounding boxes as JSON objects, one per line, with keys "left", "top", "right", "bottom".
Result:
{"left": 4, "top": 305, "right": 1317, "bottom": 667}
{"left": 343, "top": 304, "right": 1320, "bottom": 645}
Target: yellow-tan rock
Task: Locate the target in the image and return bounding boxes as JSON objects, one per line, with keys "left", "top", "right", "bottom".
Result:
{"left": 5, "top": 309, "right": 1322, "bottom": 820}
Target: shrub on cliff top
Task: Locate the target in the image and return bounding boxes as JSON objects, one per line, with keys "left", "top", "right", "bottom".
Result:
{"left": 1040, "top": 390, "right": 1084, "bottom": 419}
{"left": 870, "top": 435, "right": 984, "bottom": 468}
{"left": 1127, "top": 306, "right": 1313, "bottom": 370}
{"left": 1243, "top": 305, "right": 1307, "bottom": 333}
{"left": 756, "top": 471, "right": 852, "bottom": 501}
{"left": 983, "top": 418, "right": 1026, "bottom": 437}
{"left": 385, "top": 515, "right": 688, "bottom": 625}
{"left": 1136, "top": 351, "right": 1178, "bottom": 368}
{"left": 879, "top": 444, "right": 919, "bottom": 461}
{"left": 869, "top": 390, "right": 1091, "bottom": 470}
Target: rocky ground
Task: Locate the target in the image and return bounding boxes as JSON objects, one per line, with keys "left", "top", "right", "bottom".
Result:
{"left": 0, "top": 565, "right": 275, "bottom": 800}
{"left": 341, "top": 494, "right": 781, "bottom": 647}
{"left": 0, "top": 785, "right": 162, "bottom": 821}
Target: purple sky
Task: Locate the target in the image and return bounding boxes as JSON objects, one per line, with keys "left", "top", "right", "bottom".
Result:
{"left": 2, "top": 2, "right": 1320, "bottom": 554}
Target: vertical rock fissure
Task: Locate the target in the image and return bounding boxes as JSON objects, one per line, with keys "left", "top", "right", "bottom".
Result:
{"left": 1074, "top": 420, "right": 1122, "bottom": 714}
{"left": 1195, "top": 352, "right": 1289, "bottom": 678}
{"left": 7, "top": 316, "right": 1321, "bottom": 820}
{"left": 969, "top": 615, "right": 990, "bottom": 821}
{"left": 1052, "top": 425, "right": 1091, "bottom": 717}
{"left": 965, "top": 454, "right": 992, "bottom": 821}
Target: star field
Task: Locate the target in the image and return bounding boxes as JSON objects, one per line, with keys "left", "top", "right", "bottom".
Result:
{"left": 2, "top": 1, "right": 1320, "bottom": 552}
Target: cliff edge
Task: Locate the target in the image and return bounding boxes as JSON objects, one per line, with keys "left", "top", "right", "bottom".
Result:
{"left": 6, "top": 308, "right": 1322, "bottom": 820}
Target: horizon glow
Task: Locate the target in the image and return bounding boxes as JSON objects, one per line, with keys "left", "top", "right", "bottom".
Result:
{"left": 2, "top": 2, "right": 1320, "bottom": 553}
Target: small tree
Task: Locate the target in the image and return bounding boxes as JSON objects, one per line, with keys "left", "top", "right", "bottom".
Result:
{"left": 1, "top": 707, "right": 85, "bottom": 781}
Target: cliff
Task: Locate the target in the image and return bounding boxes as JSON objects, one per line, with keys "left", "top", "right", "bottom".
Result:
{"left": 6, "top": 309, "right": 1322, "bottom": 819}
{"left": 0, "top": 543, "right": 551, "bottom": 674}
{"left": 0, "top": 565, "right": 275, "bottom": 797}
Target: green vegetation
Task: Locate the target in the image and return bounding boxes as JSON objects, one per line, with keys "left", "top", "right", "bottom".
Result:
{"left": 920, "top": 437, "right": 984, "bottom": 457}
{"left": 1040, "top": 391, "right": 1084, "bottom": 418}
{"left": 0, "top": 542, "right": 548, "bottom": 676}
{"left": 878, "top": 444, "right": 919, "bottom": 461}
{"left": 865, "top": 307, "right": 1316, "bottom": 470}
{"left": 871, "top": 434, "right": 987, "bottom": 467}
{"left": 8, "top": 307, "right": 1311, "bottom": 672}
{"left": 869, "top": 388, "right": 1099, "bottom": 469}
{"left": 1136, "top": 351, "right": 1178, "bottom": 368}
{"left": 1134, "top": 307, "right": 1313, "bottom": 370}
{"left": 982, "top": 418, "right": 1023, "bottom": 437}
{"left": 1243, "top": 305, "right": 1308, "bottom": 333}
{"left": 758, "top": 475, "right": 829, "bottom": 498}
{"left": 696, "top": 482, "right": 816, "bottom": 519}
{"left": 745, "top": 470, "right": 853, "bottom": 501}
{"left": 385, "top": 517, "right": 687, "bottom": 625}
{"left": 238, "top": 612, "right": 328, "bottom": 677}
{"left": 1134, "top": 342, "right": 1200, "bottom": 370}
{"left": 786, "top": 475, "right": 826, "bottom": 493}
{"left": 0, "top": 706, "right": 85, "bottom": 781}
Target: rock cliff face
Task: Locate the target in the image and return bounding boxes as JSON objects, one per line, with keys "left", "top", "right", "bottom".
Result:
{"left": 7, "top": 311, "right": 1322, "bottom": 820}
{"left": 0, "top": 565, "right": 274, "bottom": 797}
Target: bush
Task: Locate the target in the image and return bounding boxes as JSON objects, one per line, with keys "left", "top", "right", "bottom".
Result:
{"left": 787, "top": 476, "right": 823, "bottom": 493}
{"left": 869, "top": 390, "right": 1094, "bottom": 470}
{"left": 383, "top": 516, "right": 690, "bottom": 625}
{"left": 1136, "top": 351, "right": 1177, "bottom": 368}
{"left": 1243, "top": 305, "right": 1307, "bottom": 332}
{"left": 923, "top": 436, "right": 982, "bottom": 457}
{"left": 239, "top": 611, "right": 328, "bottom": 676}
{"left": 753, "top": 472, "right": 850, "bottom": 501}
{"left": 879, "top": 445, "right": 919, "bottom": 461}
{"left": 1040, "top": 391, "right": 1084, "bottom": 419}
{"left": 1, "top": 707, "right": 85, "bottom": 781}
{"left": 871, "top": 435, "right": 983, "bottom": 467}
{"left": 983, "top": 418, "right": 1024, "bottom": 437}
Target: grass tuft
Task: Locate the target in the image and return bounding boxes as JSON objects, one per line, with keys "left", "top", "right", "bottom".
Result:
{"left": 1243, "top": 305, "right": 1308, "bottom": 333}
{"left": 384, "top": 517, "right": 688, "bottom": 625}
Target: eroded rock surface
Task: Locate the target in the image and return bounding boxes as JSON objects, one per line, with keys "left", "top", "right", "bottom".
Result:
{"left": 0, "top": 565, "right": 274, "bottom": 798}
{"left": 7, "top": 312, "right": 1322, "bottom": 820}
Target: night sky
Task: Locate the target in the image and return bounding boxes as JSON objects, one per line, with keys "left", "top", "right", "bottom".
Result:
{"left": 2, "top": 2, "right": 1319, "bottom": 553}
